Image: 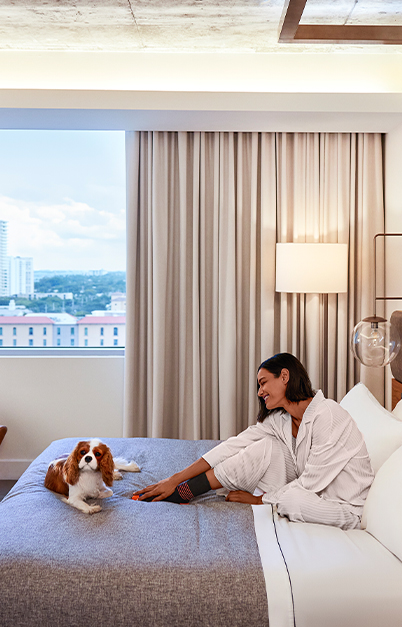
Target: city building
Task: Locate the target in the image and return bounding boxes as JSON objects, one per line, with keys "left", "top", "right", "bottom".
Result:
{"left": 25, "top": 313, "right": 78, "bottom": 347}
{"left": 77, "top": 315, "right": 126, "bottom": 347}
{"left": 8, "top": 256, "right": 34, "bottom": 297}
{"left": 110, "top": 292, "right": 126, "bottom": 313}
{"left": 0, "top": 300, "right": 27, "bottom": 317}
{"left": 0, "top": 221, "right": 8, "bottom": 297}
{"left": 0, "top": 316, "right": 54, "bottom": 347}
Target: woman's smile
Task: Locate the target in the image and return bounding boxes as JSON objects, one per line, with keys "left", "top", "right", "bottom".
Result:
{"left": 257, "top": 368, "right": 288, "bottom": 409}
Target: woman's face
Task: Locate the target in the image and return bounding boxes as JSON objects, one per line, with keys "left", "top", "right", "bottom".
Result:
{"left": 257, "top": 367, "right": 289, "bottom": 410}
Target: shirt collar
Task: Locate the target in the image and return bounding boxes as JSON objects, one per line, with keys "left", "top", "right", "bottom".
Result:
{"left": 299, "top": 389, "right": 324, "bottom": 426}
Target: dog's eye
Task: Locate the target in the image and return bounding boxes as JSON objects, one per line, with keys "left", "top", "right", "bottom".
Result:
{"left": 80, "top": 450, "right": 86, "bottom": 456}
{"left": 94, "top": 451, "right": 101, "bottom": 458}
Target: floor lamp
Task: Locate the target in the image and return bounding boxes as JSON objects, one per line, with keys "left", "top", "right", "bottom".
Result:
{"left": 275, "top": 243, "right": 348, "bottom": 295}
{"left": 275, "top": 242, "right": 348, "bottom": 392}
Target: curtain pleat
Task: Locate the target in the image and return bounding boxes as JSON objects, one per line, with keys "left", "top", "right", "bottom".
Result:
{"left": 124, "top": 131, "right": 385, "bottom": 440}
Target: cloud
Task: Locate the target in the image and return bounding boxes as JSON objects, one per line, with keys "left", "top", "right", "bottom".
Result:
{"left": 0, "top": 195, "right": 126, "bottom": 272}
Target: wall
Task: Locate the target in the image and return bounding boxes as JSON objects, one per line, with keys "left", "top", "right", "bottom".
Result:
{"left": 1, "top": 52, "right": 402, "bottom": 132}
{"left": 0, "top": 355, "right": 124, "bottom": 479}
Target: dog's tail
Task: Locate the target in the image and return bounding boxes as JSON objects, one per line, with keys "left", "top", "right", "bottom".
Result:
{"left": 114, "top": 457, "right": 140, "bottom": 472}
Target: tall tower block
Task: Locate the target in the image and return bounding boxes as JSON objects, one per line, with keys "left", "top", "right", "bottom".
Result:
{"left": 0, "top": 221, "right": 8, "bottom": 297}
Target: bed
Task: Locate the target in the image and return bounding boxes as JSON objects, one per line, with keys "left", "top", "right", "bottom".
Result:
{"left": 2, "top": 383, "right": 402, "bottom": 627}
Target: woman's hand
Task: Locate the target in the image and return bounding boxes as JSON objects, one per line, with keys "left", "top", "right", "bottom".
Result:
{"left": 132, "top": 458, "right": 212, "bottom": 502}
{"left": 133, "top": 477, "right": 178, "bottom": 502}
{"left": 225, "top": 491, "right": 263, "bottom": 505}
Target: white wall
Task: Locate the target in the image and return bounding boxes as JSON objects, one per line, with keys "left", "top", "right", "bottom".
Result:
{"left": 0, "top": 356, "right": 124, "bottom": 479}
{"left": 1, "top": 51, "right": 402, "bottom": 132}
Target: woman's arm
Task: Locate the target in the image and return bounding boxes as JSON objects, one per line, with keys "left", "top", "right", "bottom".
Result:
{"left": 133, "top": 457, "right": 212, "bottom": 501}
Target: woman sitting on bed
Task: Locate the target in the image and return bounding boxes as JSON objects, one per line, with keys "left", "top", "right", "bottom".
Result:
{"left": 134, "top": 352, "right": 374, "bottom": 530}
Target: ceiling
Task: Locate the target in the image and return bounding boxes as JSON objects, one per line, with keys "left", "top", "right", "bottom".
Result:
{"left": 2, "top": 1, "right": 402, "bottom": 132}
{"left": 0, "top": 0, "right": 401, "bottom": 53}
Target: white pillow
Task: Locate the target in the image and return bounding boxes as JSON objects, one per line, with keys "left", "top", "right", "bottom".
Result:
{"left": 361, "top": 445, "right": 402, "bottom": 561}
{"left": 340, "top": 383, "right": 402, "bottom": 474}
{"left": 392, "top": 399, "right": 402, "bottom": 421}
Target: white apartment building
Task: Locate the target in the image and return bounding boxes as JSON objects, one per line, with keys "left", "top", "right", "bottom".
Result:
{"left": 8, "top": 256, "right": 34, "bottom": 297}
{"left": 0, "top": 221, "right": 8, "bottom": 297}
{"left": 0, "top": 316, "right": 54, "bottom": 347}
{"left": 0, "top": 313, "right": 125, "bottom": 348}
{"left": 26, "top": 313, "right": 78, "bottom": 347}
{"left": 78, "top": 316, "right": 126, "bottom": 347}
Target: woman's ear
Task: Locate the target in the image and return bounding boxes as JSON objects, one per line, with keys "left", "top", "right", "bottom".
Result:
{"left": 281, "top": 368, "right": 290, "bottom": 385}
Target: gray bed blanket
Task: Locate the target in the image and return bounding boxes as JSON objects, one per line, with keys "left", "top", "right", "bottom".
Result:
{"left": 0, "top": 437, "right": 269, "bottom": 627}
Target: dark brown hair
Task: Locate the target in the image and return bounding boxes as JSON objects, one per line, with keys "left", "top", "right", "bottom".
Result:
{"left": 257, "top": 353, "right": 315, "bottom": 422}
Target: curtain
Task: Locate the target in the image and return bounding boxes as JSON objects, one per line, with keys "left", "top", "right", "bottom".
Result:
{"left": 124, "top": 131, "right": 384, "bottom": 440}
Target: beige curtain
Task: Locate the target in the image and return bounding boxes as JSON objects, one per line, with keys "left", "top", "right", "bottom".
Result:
{"left": 124, "top": 131, "right": 384, "bottom": 440}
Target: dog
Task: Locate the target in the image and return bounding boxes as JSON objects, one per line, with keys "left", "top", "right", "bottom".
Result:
{"left": 44, "top": 438, "right": 140, "bottom": 514}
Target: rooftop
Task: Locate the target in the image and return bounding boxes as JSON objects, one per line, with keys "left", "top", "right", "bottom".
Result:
{"left": 0, "top": 317, "right": 55, "bottom": 325}
{"left": 78, "top": 316, "right": 126, "bottom": 325}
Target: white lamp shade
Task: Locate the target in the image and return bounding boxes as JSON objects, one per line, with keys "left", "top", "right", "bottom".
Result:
{"left": 276, "top": 243, "right": 348, "bottom": 294}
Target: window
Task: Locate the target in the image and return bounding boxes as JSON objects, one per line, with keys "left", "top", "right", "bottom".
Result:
{"left": 100, "top": 339, "right": 104, "bottom": 346}
{"left": 0, "top": 339, "right": 3, "bottom": 346}
{"left": 0, "top": 130, "right": 126, "bottom": 349}
{"left": 113, "top": 327, "right": 118, "bottom": 336}
{"left": 100, "top": 327, "right": 104, "bottom": 336}
{"left": 113, "top": 339, "right": 118, "bottom": 346}
{"left": 0, "top": 327, "right": 2, "bottom": 336}
{"left": 84, "top": 339, "right": 88, "bottom": 347}
{"left": 29, "top": 339, "right": 33, "bottom": 346}
{"left": 13, "top": 339, "right": 16, "bottom": 346}
{"left": 43, "top": 339, "right": 47, "bottom": 347}
{"left": 70, "top": 339, "right": 74, "bottom": 346}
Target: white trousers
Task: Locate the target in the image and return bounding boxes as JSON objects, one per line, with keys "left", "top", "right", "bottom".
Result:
{"left": 213, "top": 436, "right": 360, "bottom": 530}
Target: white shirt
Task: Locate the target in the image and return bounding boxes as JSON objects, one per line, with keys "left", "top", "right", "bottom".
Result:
{"left": 203, "top": 390, "right": 374, "bottom": 513}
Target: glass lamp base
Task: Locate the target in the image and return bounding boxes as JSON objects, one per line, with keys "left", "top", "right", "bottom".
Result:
{"left": 351, "top": 317, "right": 400, "bottom": 368}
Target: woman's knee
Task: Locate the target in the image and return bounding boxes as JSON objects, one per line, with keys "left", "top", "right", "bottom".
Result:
{"left": 276, "top": 485, "right": 308, "bottom": 520}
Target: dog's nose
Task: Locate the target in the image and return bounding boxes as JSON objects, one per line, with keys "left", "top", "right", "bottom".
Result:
{"left": 84, "top": 456, "right": 92, "bottom": 463}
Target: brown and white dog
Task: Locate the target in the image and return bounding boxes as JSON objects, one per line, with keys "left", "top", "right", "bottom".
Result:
{"left": 44, "top": 438, "right": 140, "bottom": 514}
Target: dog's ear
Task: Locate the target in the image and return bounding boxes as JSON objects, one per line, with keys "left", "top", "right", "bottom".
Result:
{"left": 99, "top": 446, "right": 114, "bottom": 487}
{"left": 63, "top": 442, "right": 85, "bottom": 486}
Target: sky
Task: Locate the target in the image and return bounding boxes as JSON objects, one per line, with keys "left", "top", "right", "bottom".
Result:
{"left": 0, "top": 130, "right": 126, "bottom": 272}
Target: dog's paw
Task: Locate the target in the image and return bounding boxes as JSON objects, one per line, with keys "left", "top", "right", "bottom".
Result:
{"left": 88, "top": 504, "right": 102, "bottom": 514}
{"left": 114, "top": 458, "right": 140, "bottom": 473}
{"left": 125, "top": 461, "right": 140, "bottom": 472}
{"left": 98, "top": 488, "right": 113, "bottom": 499}
{"left": 113, "top": 469, "right": 123, "bottom": 480}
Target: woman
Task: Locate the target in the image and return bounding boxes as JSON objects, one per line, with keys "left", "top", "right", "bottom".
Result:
{"left": 134, "top": 353, "right": 374, "bottom": 530}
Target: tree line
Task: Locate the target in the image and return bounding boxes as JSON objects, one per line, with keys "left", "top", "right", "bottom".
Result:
{"left": 0, "top": 272, "right": 126, "bottom": 317}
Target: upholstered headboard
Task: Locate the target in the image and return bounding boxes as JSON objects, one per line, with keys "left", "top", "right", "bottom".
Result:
{"left": 390, "top": 311, "right": 402, "bottom": 383}
{"left": 390, "top": 311, "right": 402, "bottom": 409}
